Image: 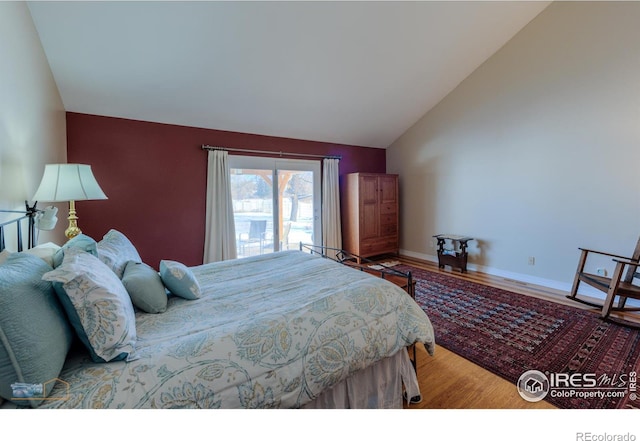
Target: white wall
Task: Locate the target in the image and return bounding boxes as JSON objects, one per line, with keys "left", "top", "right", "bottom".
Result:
{"left": 0, "top": 1, "right": 67, "bottom": 244}
{"left": 387, "top": 1, "right": 640, "bottom": 296}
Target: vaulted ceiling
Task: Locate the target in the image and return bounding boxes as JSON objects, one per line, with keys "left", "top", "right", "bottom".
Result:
{"left": 27, "top": 1, "right": 550, "bottom": 148}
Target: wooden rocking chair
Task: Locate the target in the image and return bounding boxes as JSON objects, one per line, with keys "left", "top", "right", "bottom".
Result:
{"left": 567, "top": 236, "right": 640, "bottom": 327}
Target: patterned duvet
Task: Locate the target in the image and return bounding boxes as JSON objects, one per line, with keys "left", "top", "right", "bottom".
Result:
{"left": 36, "top": 251, "right": 435, "bottom": 408}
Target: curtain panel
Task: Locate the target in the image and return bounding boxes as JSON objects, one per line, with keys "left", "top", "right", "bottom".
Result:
{"left": 322, "top": 158, "right": 342, "bottom": 258}
{"left": 204, "top": 150, "right": 237, "bottom": 262}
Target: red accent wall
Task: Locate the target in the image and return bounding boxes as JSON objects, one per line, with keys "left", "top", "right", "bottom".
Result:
{"left": 66, "top": 112, "right": 386, "bottom": 269}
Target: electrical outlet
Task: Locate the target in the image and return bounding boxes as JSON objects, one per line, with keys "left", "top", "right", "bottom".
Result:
{"left": 528, "top": 256, "right": 535, "bottom": 266}
{"left": 597, "top": 268, "right": 607, "bottom": 277}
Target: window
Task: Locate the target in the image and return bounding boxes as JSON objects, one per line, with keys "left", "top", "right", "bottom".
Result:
{"left": 229, "top": 156, "right": 321, "bottom": 258}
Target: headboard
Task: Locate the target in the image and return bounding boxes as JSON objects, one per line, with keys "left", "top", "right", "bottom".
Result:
{"left": 0, "top": 202, "right": 38, "bottom": 252}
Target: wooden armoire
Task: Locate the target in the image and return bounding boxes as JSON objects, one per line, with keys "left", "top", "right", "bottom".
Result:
{"left": 341, "top": 173, "right": 399, "bottom": 261}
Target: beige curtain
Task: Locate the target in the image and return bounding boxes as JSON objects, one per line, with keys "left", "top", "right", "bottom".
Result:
{"left": 204, "top": 150, "right": 237, "bottom": 262}
{"left": 322, "top": 158, "right": 342, "bottom": 258}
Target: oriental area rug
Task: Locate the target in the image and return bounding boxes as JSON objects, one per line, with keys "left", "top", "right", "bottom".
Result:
{"left": 395, "top": 263, "right": 640, "bottom": 409}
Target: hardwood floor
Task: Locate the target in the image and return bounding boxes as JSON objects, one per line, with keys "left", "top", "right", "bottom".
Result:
{"left": 393, "top": 255, "right": 638, "bottom": 409}
{"left": 407, "top": 343, "right": 555, "bottom": 409}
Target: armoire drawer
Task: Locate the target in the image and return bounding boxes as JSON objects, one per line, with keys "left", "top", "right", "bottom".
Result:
{"left": 361, "top": 236, "right": 398, "bottom": 254}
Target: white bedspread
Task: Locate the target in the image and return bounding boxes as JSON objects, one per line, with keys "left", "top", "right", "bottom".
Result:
{"left": 34, "top": 251, "right": 435, "bottom": 408}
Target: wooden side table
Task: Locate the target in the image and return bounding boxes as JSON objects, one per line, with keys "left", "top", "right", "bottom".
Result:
{"left": 433, "top": 234, "right": 473, "bottom": 273}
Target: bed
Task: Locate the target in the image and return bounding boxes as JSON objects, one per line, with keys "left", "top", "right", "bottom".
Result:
{"left": 0, "top": 208, "right": 435, "bottom": 409}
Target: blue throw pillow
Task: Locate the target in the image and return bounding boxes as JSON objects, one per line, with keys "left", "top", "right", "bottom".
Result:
{"left": 122, "top": 261, "right": 168, "bottom": 313}
{"left": 159, "top": 260, "right": 201, "bottom": 300}
{"left": 52, "top": 233, "right": 98, "bottom": 268}
{"left": 0, "top": 253, "right": 73, "bottom": 408}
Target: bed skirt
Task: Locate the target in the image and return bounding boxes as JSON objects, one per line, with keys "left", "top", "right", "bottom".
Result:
{"left": 302, "top": 347, "right": 419, "bottom": 409}
{"left": 0, "top": 347, "right": 419, "bottom": 410}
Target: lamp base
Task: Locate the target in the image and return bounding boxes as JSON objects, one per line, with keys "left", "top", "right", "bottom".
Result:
{"left": 65, "top": 224, "right": 81, "bottom": 240}
{"left": 65, "top": 200, "right": 82, "bottom": 240}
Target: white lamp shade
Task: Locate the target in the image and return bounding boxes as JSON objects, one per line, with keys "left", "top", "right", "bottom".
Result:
{"left": 32, "top": 164, "right": 108, "bottom": 202}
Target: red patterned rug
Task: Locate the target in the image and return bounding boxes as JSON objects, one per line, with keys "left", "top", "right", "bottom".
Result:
{"left": 396, "top": 264, "right": 640, "bottom": 409}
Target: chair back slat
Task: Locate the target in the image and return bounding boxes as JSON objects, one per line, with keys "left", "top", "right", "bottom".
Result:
{"left": 624, "top": 236, "right": 640, "bottom": 284}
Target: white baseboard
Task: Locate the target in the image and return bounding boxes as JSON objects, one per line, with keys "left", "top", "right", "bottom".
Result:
{"left": 399, "top": 248, "right": 640, "bottom": 307}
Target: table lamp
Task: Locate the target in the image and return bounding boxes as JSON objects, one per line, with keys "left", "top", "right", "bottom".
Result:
{"left": 32, "top": 164, "right": 108, "bottom": 239}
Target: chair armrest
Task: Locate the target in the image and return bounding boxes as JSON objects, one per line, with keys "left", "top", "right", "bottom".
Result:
{"left": 579, "top": 248, "right": 633, "bottom": 260}
{"left": 612, "top": 257, "right": 640, "bottom": 266}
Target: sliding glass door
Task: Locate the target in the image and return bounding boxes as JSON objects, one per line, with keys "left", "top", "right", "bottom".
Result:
{"left": 229, "top": 156, "right": 321, "bottom": 258}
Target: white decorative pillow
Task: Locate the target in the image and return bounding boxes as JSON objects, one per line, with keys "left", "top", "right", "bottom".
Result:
{"left": 159, "top": 260, "right": 201, "bottom": 300}
{"left": 0, "top": 249, "right": 11, "bottom": 265}
{"left": 42, "top": 248, "right": 138, "bottom": 363}
{"left": 23, "top": 242, "right": 61, "bottom": 267}
{"left": 97, "top": 229, "right": 142, "bottom": 278}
